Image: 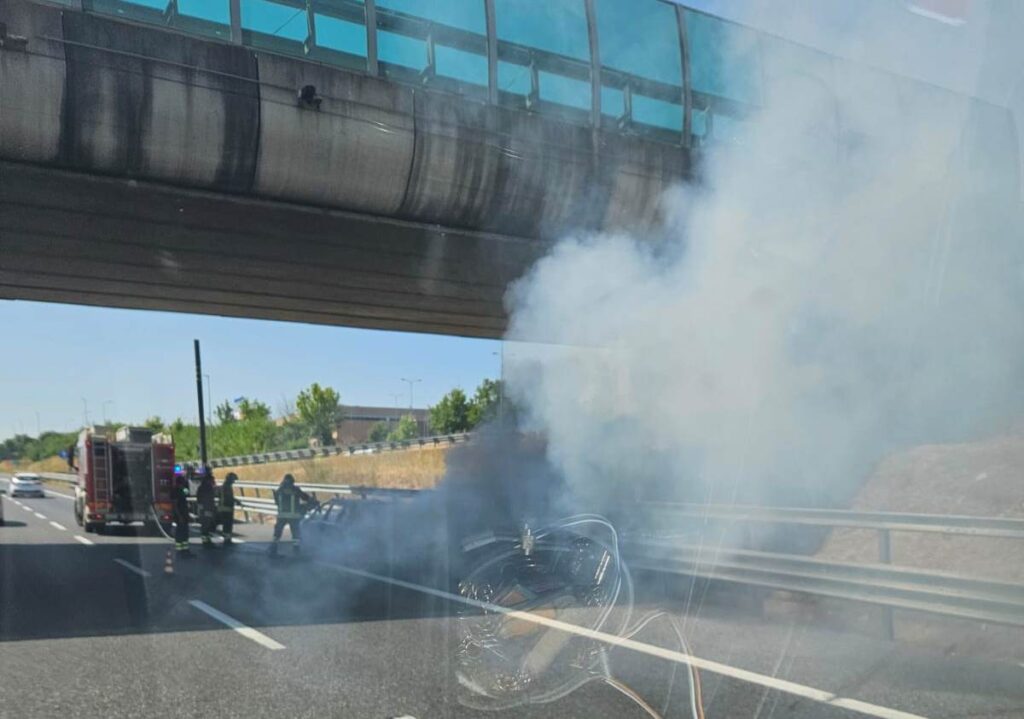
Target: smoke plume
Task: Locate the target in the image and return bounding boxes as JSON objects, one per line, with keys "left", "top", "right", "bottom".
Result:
{"left": 503, "top": 2, "right": 1024, "bottom": 512}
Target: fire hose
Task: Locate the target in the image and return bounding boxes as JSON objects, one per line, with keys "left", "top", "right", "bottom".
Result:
{"left": 148, "top": 502, "right": 177, "bottom": 543}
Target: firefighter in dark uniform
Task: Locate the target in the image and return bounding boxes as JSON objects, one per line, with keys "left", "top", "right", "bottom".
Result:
{"left": 217, "top": 472, "right": 238, "bottom": 546}
{"left": 196, "top": 469, "right": 217, "bottom": 548}
{"left": 270, "top": 473, "right": 312, "bottom": 556}
{"left": 172, "top": 475, "right": 193, "bottom": 557}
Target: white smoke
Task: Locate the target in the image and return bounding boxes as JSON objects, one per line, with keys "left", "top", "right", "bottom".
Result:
{"left": 503, "top": 3, "right": 1024, "bottom": 511}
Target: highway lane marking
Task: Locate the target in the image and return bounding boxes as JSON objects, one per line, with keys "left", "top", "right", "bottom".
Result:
{"left": 22, "top": 505, "right": 33, "bottom": 512}
{"left": 49, "top": 521, "right": 67, "bottom": 531}
{"left": 114, "top": 558, "right": 151, "bottom": 578}
{"left": 34, "top": 512, "right": 47, "bottom": 520}
{"left": 188, "top": 600, "right": 285, "bottom": 651}
{"left": 74, "top": 535, "right": 95, "bottom": 546}
{"left": 314, "top": 561, "right": 929, "bottom": 719}
{"left": 46, "top": 489, "right": 75, "bottom": 500}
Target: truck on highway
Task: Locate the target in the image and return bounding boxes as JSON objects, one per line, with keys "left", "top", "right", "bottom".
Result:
{"left": 72, "top": 426, "right": 176, "bottom": 534}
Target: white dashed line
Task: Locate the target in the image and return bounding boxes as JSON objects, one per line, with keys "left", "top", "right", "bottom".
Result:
{"left": 22, "top": 505, "right": 33, "bottom": 512}
{"left": 34, "top": 512, "right": 47, "bottom": 520}
{"left": 49, "top": 521, "right": 66, "bottom": 531}
{"left": 314, "top": 561, "right": 928, "bottom": 719}
{"left": 114, "top": 558, "right": 151, "bottom": 578}
{"left": 74, "top": 535, "right": 94, "bottom": 546}
{"left": 188, "top": 600, "right": 285, "bottom": 651}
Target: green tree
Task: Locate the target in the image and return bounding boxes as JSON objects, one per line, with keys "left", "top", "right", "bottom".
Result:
{"left": 215, "top": 400, "right": 236, "bottom": 424}
{"left": 367, "top": 421, "right": 389, "bottom": 443}
{"left": 237, "top": 398, "right": 271, "bottom": 422}
{"left": 272, "top": 418, "right": 310, "bottom": 451}
{"left": 210, "top": 412, "right": 275, "bottom": 457}
{"left": 429, "top": 388, "right": 471, "bottom": 434}
{"left": 143, "top": 416, "right": 165, "bottom": 432}
{"left": 387, "top": 414, "right": 419, "bottom": 442}
{"left": 0, "top": 431, "right": 78, "bottom": 462}
{"left": 296, "top": 383, "right": 340, "bottom": 446}
{"left": 468, "top": 378, "right": 502, "bottom": 427}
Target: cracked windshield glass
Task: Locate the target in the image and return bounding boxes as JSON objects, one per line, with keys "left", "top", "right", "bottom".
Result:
{"left": 2, "top": 0, "right": 1023, "bottom": 717}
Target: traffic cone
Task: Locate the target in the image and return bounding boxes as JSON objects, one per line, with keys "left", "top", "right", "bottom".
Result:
{"left": 164, "top": 549, "right": 174, "bottom": 575}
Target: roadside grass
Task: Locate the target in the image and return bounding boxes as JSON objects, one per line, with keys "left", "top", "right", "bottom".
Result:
{"left": 224, "top": 447, "right": 447, "bottom": 524}
{"left": 218, "top": 446, "right": 447, "bottom": 490}
{"left": 2, "top": 446, "right": 447, "bottom": 489}
{"left": 0, "top": 456, "right": 69, "bottom": 474}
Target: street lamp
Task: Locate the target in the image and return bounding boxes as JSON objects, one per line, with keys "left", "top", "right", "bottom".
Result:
{"left": 391, "top": 393, "right": 402, "bottom": 426}
{"left": 400, "top": 378, "right": 422, "bottom": 410}
{"left": 203, "top": 374, "right": 212, "bottom": 424}
{"left": 81, "top": 397, "right": 90, "bottom": 427}
{"left": 101, "top": 400, "right": 114, "bottom": 424}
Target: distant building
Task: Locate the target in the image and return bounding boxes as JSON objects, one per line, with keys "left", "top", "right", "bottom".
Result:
{"left": 332, "top": 406, "right": 429, "bottom": 445}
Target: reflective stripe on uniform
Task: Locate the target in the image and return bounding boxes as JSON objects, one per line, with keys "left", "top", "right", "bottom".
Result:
{"left": 277, "top": 491, "right": 301, "bottom": 519}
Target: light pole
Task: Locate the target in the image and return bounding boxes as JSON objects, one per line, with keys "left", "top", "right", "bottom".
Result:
{"left": 400, "top": 378, "right": 422, "bottom": 411}
{"left": 391, "top": 393, "right": 402, "bottom": 427}
{"left": 203, "top": 374, "right": 212, "bottom": 424}
{"left": 101, "top": 400, "right": 114, "bottom": 424}
{"left": 81, "top": 397, "right": 90, "bottom": 427}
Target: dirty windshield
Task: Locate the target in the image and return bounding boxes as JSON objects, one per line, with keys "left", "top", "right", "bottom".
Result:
{"left": 1, "top": 0, "right": 1023, "bottom": 717}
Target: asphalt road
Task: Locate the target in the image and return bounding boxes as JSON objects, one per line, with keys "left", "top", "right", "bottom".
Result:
{"left": 1, "top": 477, "right": 1022, "bottom": 719}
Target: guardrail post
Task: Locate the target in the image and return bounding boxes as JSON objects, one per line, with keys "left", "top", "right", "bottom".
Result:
{"left": 237, "top": 486, "right": 251, "bottom": 524}
{"left": 879, "top": 528, "right": 894, "bottom": 640}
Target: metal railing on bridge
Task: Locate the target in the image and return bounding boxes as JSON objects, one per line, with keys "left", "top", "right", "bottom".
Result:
{"left": 55, "top": 0, "right": 761, "bottom": 147}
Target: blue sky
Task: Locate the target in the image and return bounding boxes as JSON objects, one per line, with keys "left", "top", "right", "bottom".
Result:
{"left": 0, "top": 301, "right": 499, "bottom": 437}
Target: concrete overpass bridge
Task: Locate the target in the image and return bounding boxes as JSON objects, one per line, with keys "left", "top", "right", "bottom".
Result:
{"left": 0, "top": 0, "right": 705, "bottom": 337}
{"left": 0, "top": 0, "right": 1014, "bottom": 337}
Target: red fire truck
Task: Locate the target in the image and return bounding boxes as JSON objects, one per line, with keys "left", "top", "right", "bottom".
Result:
{"left": 72, "top": 426, "right": 176, "bottom": 534}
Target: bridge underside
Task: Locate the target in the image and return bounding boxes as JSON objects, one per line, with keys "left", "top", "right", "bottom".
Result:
{"left": 0, "top": 161, "right": 541, "bottom": 338}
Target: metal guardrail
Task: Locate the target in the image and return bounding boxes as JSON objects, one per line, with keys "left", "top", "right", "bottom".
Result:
{"left": 231, "top": 481, "right": 421, "bottom": 522}
{"left": 37, "top": 472, "right": 77, "bottom": 484}
{"left": 192, "top": 432, "right": 471, "bottom": 470}
{"left": 625, "top": 538, "right": 1024, "bottom": 629}
{"left": 17, "top": 471, "right": 1024, "bottom": 631}
{"left": 640, "top": 501, "right": 1024, "bottom": 539}
{"left": 639, "top": 500, "right": 1024, "bottom": 635}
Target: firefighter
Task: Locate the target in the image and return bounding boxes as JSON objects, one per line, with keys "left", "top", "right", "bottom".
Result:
{"left": 172, "top": 475, "right": 193, "bottom": 557}
{"left": 217, "top": 472, "right": 238, "bottom": 546}
{"left": 269, "top": 473, "right": 312, "bottom": 557}
{"left": 196, "top": 469, "right": 217, "bottom": 548}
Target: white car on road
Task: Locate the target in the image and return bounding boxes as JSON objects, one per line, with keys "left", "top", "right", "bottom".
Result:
{"left": 8, "top": 473, "right": 45, "bottom": 498}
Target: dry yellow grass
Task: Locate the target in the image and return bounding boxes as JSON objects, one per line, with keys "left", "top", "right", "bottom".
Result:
{"left": 220, "top": 445, "right": 448, "bottom": 490}
{"left": 0, "top": 456, "right": 69, "bottom": 474}
{"left": 2, "top": 447, "right": 448, "bottom": 488}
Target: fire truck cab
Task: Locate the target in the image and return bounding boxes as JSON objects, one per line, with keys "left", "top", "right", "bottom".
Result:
{"left": 72, "top": 426, "right": 175, "bottom": 534}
